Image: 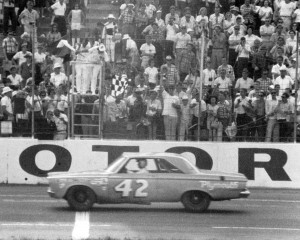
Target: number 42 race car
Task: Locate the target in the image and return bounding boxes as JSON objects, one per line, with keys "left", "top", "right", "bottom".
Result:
{"left": 47, "top": 152, "right": 250, "bottom": 212}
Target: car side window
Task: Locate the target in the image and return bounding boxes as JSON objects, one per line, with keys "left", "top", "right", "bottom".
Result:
{"left": 156, "top": 158, "right": 184, "bottom": 173}
{"left": 119, "top": 158, "right": 158, "bottom": 173}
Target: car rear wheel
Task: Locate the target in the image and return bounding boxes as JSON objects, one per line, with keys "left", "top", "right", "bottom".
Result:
{"left": 66, "top": 186, "right": 96, "bottom": 211}
{"left": 181, "top": 191, "right": 210, "bottom": 213}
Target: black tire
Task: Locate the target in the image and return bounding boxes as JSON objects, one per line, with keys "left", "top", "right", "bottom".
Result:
{"left": 66, "top": 186, "right": 96, "bottom": 211}
{"left": 181, "top": 191, "right": 211, "bottom": 213}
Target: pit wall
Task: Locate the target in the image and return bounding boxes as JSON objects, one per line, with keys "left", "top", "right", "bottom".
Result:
{"left": 0, "top": 139, "right": 299, "bottom": 188}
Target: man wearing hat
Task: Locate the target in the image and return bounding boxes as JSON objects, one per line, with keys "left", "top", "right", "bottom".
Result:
{"left": 119, "top": 2, "right": 135, "bottom": 36}
{"left": 50, "top": 63, "right": 67, "bottom": 88}
{"left": 228, "top": 25, "right": 244, "bottom": 67}
{"left": 102, "top": 14, "right": 117, "bottom": 63}
{"left": 7, "top": 66, "right": 22, "bottom": 88}
{"left": 274, "top": 65, "right": 294, "bottom": 96}
{"left": 1, "top": 87, "right": 14, "bottom": 122}
{"left": 155, "top": 10, "right": 165, "bottom": 28}
{"left": 211, "top": 24, "right": 227, "bottom": 70}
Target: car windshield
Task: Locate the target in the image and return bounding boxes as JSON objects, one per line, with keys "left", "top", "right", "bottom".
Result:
{"left": 104, "top": 156, "right": 127, "bottom": 173}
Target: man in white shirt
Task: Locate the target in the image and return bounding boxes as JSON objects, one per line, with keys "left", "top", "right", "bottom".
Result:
{"left": 53, "top": 108, "right": 68, "bottom": 140}
{"left": 50, "top": 0, "right": 67, "bottom": 36}
{"left": 7, "top": 66, "right": 22, "bottom": 87}
{"left": 271, "top": 56, "right": 285, "bottom": 80}
{"left": 214, "top": 69, "right": 232, "bottom": 94}
{"left": 18, "top": 0, "right": 39, "bottom": 39}
{"left": 12, "top": 43, "right": 32, "bottom": 67}
{"left": 235, "top": 68, "right": 254, "bottom": 93}
{"left": 278, "top": 0, "right": 296, "bottom": 31}
{"left": 140, "top": 35, "right": 156, "bottom": 69}
{"left": 265, "top": 89, "right": 279, "bottom": 142}
{"left": 1, "top": 87, "right": 14, "bottom": 122}
{"left": 274, "top": 65, "right": 294, "bottom": 96}
{"left": 173, "top": 25, "right": 191, "bottom": 58}
{"left": 50, "top": 63, "right": 67, "bottom": 88}
{"left": 259, "top": 18, "right": 275, "bottom": 49}
{"left": 235, "top": 37, "right": 251, "bottom": 78}
{"left": 228, "top": 25, "right": 244, "bottom": 67}
{"left": 160, "top": 85, "right": 180, "bottom": 141}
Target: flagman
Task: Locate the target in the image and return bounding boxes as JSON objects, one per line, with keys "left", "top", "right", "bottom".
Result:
{"left": 102, "top": 14, "right": 117, "bottom": 63}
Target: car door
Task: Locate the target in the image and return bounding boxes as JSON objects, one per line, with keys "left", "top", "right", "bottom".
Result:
{"left": 154, "top": 158, "right": 186, "bottom": 202}
{"left": 107, "top": 158, "right": 158, "bottom": 203}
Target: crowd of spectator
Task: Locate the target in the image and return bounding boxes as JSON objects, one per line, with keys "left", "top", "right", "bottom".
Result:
{"left": 1, "top": 0, "right": 300, "bottom": 142}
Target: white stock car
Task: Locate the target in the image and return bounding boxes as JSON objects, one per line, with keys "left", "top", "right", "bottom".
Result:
{"left": 47, "top": 152, "right": 250, "bottom": 212}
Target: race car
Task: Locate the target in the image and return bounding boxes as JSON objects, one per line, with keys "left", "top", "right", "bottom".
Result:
{"left": 47, "top": 152, "right": 250, "bottom": 212}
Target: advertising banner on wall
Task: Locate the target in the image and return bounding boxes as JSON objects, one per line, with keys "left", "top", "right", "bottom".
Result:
{"left": 0, "top": 139, "right": 299, "bottom": 188}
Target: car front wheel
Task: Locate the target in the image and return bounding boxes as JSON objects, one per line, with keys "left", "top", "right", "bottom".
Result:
{"left": 66, "top": 186, "right": 96, "bottom": 211}
{"left": 181, "top": 191, "right": 210, "bottom": 213}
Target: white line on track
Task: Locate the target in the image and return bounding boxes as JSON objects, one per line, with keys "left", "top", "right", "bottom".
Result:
{"left": 212, "top": 227, "right": 300, "bottom": 231}
{"left": 72, "top": 212, "right": 90, "bottom": 240}
{"left": 0, "top": 222, "right": 111, "bottom": 228}
{"left": 0, "top": 194, "right": 48, "bottom": 198}
{"left": 234, "top": 199, "right": 300, "bottom": 203}
{"left": 2, "top": 199, "right": 64, "bottom": 203}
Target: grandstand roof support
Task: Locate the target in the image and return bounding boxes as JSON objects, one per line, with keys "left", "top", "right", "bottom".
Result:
{"left": 294, "top": 31, "right": 299, "bottom": 143}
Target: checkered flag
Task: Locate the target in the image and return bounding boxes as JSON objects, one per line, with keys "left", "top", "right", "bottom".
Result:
{"left": 111, "top": 75, "right": 129, "bottom": 97}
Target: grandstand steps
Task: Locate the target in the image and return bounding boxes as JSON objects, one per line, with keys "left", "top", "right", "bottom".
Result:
{"left": 84, "top": 0, "right": 119, "bottom": 37}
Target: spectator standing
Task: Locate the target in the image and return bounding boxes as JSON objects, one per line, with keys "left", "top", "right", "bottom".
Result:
{"left": 144, "top": 59, "right": 159, "bottom": 89}
{"left": 160, "top": 55, "right": 179, "bottom": 87}
{"left": 178, "top": 94, "right": 190, "bottom": 141}
{"left": 235, "top": 68, "right": 254, "bottom": 93}
{"left": 20, "top": 54, "right": 33, "bottom": 89}
{"left": 50, "top": 0, "right": 67, "bottom": 37}
{"left": 207, "top": 95, "right": 219, "bottom": 141}
{"left": 119, "top": 3, "right": 135, "bottom": 36}
{"left": 53, "top": 108, "right": 68, "bottom": 140}
{"left": 252, "top": 90, "right": 266, "bottom": 141}
{"left": 6, "top": 66, "right": 22, "bottom": 88}
{"left": 234, "top": 88, "right": 253, "bottom": 141}
{"left": 214, "top": 68, "right": 232, "bottom": 94}
{"left": 275, "top": 92, "right": 293, "bottom": 142}
{"left": 240, "top": 0, "right": 256, "bottom": 28}
{"left": 252, "top": 45, "right": 272, "bottom": 80}
{"left": 274, "top": 65, "right": 294, "bottom": 96}
{"left": 258, "top": 0, "right": 273, "bottom": 24}
{"left": 68, "top": 3, "right": 85, "bottom": 47}
{"left": 209, "top": 6, "right": 224, "bottom": 37}
{"left": 228, "top": 25, "right": 244, "bottom": 68}
{"left": 145, "top": 90, "right": 162, "bottom": 140}
{"left": 102, "top": 14, "right": 117, "bottom": 63}
{"left": 140, "top": 35, "right": 156, "bottom": 69}
{"left": 210, "top": 25, "right": 226, "bottom": 70}
{"left": 46, "top": 23, "right": 62, "bottom": 47}
{"left": 278, "top": 0, "right": 296, "bottom": 31}
{"left": 160, "top": 85, "right": 180, "bottom": 140}
{"left": 2, "top": 31, "right": 19, "bottom": 62}
{"left": 50, "top": 63, "right": 67, "bottom": 88}
{"left": 265, "top": 88, "right": 280, "bottom": 142}
{"left": 217, "top": 57, "right": 235, "bottom": 84}
{"left": 1, "top": 87, "right": 14, "bottom": 122}
{"left": 39, "top": 73, "right": 55, "bottom": 93}
{"left": 177, "top": 42, "right": 197, "bottom": 82}
{"left": 3, "top": 0, "right": 17, "bottom": 36}
{"left": 165, "top": 5, "right": 180, "bottom": 25}
{"left": 235, "top": 37, "right": 251, "bottom": 78}
{"left": 259, "top": 17, "right": 275, "bottom": 50}
{"left": 173, "top": 25, "right": 191, "bottom": 63}
{"left": 18, "top": 0, "right": 39, "bottom": 40}
{"left": 257, "top": 69, "right": 272, "bottom": 94}
{"left": 202, "top": 60, "right": 217, "bottom": 88}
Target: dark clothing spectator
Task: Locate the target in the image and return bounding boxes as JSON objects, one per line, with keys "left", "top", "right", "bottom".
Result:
{"left": 3, "top": 0, "right": 17, "bottom": 35}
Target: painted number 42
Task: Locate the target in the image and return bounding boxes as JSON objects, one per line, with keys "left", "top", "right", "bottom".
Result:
{"left": 114, "top": 179, "right": 148, "bottom": 197}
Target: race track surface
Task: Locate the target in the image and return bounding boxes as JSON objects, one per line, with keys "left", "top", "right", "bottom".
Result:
{"left": 0, "top": 186, "right": 299, "bottom": 240}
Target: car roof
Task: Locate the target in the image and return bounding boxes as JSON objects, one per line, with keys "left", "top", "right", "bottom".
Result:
{"left": 122, "top": 152, "right": 184, "bottom": 159}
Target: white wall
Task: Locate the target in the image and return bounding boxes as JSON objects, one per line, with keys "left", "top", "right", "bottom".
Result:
{"left": 1, "top": 139, "right": 299, "bottom": 188}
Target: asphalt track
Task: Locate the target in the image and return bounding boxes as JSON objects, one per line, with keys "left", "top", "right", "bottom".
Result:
{"left": 0, "top": 186, "right": 300, "bottom": 240}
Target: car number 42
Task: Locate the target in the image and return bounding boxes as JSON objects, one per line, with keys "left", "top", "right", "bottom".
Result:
{"left": 114, "top": 179, "right": 148, "bottom": 197}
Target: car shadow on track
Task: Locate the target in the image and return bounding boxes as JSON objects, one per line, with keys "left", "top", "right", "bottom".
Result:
{"left": 50, "top": 206, "right": 248, "bottom": 215}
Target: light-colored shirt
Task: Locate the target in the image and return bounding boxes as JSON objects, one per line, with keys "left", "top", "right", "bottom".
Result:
{"left": 214, "top": 77, "right": 232, "bottom": 92}
{"left": 174, "top": 32, "right": 191, "bottom": 49}
{"left": 274, "top": 75, "right": 294, "bottom": 95}
{"left": 51, "top": 2, "right": 67, "bottom": 16}
{"left": 235, "top": 77, "right": 254, "bottom": 92}
{"left": 162, "top": 90, "right": 180, "bottom": 117}
{"left": 50, "top": 72, "right": 67, "bottom": 88}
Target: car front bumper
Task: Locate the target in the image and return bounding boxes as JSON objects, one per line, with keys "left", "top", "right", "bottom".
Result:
{"left": 239, "top": 189, "right": 250, "bottom": 198}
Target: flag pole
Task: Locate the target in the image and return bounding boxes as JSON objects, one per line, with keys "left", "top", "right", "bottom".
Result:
{"left": 31, "top": 23, "right": 36, "bottom": 139}
{"left": 294, "top": 31, "right": 299, "bottom": 143}
{"left": 197, "top": 31, "right": 205, "bottom": 141}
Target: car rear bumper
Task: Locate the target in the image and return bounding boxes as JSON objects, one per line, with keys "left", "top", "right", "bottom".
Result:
{"left": 239, "top": 189, "right": 250, "bottom": 198}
